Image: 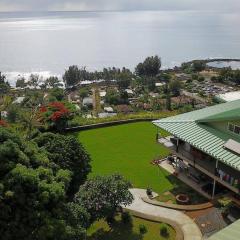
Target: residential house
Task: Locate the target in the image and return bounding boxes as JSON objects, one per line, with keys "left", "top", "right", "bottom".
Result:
{"left": 208, "top": 218, "right": 240, "bottom": 240}
{"left": 153, "top": 100, "right": 240, "bottom": 199}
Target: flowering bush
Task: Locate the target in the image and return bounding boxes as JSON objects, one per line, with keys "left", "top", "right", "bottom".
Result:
{"left": 0, "top": 120, "right": 7, "bottom": 127}
{"left": 39, "top": 102, "right": 72, "bottom": 131}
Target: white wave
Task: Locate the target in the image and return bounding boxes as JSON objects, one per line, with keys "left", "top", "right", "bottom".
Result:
{"left": 4, "top": 71, "right": 62, "bottom": 86}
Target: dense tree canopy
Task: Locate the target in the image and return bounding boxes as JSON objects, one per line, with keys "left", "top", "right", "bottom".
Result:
{"left": 28, "top": 74, "right": 41, "bottom": 89}
{"left": 0, "top": 127, "right": 88, "bottom": 240}
{"left": 105, "top": 89, "right": 121, "bottom": 105}
{"left": 0, "top": 126, "right": 134, "bottom": 239}
{"left": 49, "top": 88, "right": 65, "bottom": 101}
{"left": 215, "top": 67, "right": 240, "bottom": 84}
{"left": 135, "top": 55, "right": 161, "bottom": 77}
{"left": 192, "top": 60, "right": 206, "bottom": 72}
{"left": 45, "top": 76, "right": 63, "bottom": 89}
{"left": 181, "top": 60, "right": 206, "bottom": 73}
{"left": 74, "top": 174, "right": 133, "bottom": 223}
{"left": 16, "top": 77, "right": 27, "bottom": 88}
{"left": 34, "top": 132, "right": 91, "bottom": 196}
{"left": 169, "top": 79, "right": 182, "bottom": 97}
{"left": 0, "top": 72, "right": 10, "bottom": 96}
{"left": 63, "top": 66, "right": 87, "bottom": 87}
{"left": 6, "top": 104, "right": 19, "bottom": 123}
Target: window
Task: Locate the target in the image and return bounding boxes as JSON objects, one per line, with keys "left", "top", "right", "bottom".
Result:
{"left": 228, "top": 122, "right": 240, "bottom": 135}
{"left": 228, "top": 123, "right": 234, "bottom": 132}
{"left": 234, "top": 126, "right": 240, "bottom": 134}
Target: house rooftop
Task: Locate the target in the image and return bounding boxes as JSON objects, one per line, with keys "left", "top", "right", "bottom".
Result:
{"left": 216, "top": 91, "right": 240, "bottom": 102}
{"left": 153, "top": 99, "right": 240, "bottom": 170}
{"left": 208, "top": 219, "right": 240, "bottom": 240}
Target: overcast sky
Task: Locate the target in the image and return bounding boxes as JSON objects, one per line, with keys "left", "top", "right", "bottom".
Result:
{"left": 0, "top": 0, "right": 239, "bottom": 12}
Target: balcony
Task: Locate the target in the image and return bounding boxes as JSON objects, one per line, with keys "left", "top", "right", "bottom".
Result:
{"left": 164, "top": 139, "right": 240, "bottom": 195}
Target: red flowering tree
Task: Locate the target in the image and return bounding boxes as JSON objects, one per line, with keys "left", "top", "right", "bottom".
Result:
{"left": 39, "top": 102, "right": 72, "bottom": 131}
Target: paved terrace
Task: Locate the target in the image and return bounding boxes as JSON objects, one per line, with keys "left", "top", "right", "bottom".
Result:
{"left": 124, "top": 188, "right": 202, "bottom": 240}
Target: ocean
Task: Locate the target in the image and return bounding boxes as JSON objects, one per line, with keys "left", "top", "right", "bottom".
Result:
{"left": 0, "top": 11, "right": 240, "bottom": 85}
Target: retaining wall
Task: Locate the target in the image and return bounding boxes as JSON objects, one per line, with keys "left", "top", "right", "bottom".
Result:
{"left": 65, "top": 118, "right": 156, "bottom": 132}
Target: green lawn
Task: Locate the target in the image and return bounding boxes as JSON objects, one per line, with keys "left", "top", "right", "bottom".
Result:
{"left": 77, "top": 122, "right": 175, "bottom": 194}
{"left": 87, "top": 214, "right": 176, "bottom": 240}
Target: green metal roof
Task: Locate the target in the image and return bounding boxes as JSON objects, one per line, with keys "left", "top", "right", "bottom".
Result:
{"left": 153, "top": 99, "right": 240, "bottom": 171}
{"left": 197, "top": 108, "right": 240, "bottom": 123}
{"left": 208, "top": 219, "right": 240, "bottom": 240}
{"left": 156, "top": 99, "right": 240, "bottom": 122}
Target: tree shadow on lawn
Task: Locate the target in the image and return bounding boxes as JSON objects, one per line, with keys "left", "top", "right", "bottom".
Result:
{"left": 165, "top": 174, "right": 207, "bottom": 204}
{"left": 87, "top": 220, "right": 144, "bottom": 240}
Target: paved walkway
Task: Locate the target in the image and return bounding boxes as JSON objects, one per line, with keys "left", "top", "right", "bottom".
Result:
{"left": 124, "top": 189, "right": 202, "bottom": 240}
{"left": 143, "top": 197, "right": 213, "bottom": 211}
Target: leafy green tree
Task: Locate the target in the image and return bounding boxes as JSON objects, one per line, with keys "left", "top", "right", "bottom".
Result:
{"left": 34, "top": 133, "right": 91, "bottom": 196}
{"left": 74, "top": 174, "right": 133, "bottom": 223}
{"left": 216, "top": 68, "right": 240, "bottom": 84}
{"left": 169, "top": 79, "right": 182, "bottom": 96}
{"left": 192, "top": 60, "right": 206, "bottom": 72}
{"left": 63, "top": 66, "right": 89, "bottom": 87}
{"left": 49, "top": 88, "right": 65, "bottom": 101}
{"left": 198, "top": 76, "right": 205, "bottom": 82}
{"left": 159, "top": 73, "right": 171, "bottom": 83}
{"left": 135, "top": 56, "right": 161, "bottom": 77}
{"left": 16, "top": 77, "right": 27, "bottom": 88}
{"left": 79, "top": 87, "right": 89, "bottom": 100}
{"left": 234, "top": 70, "right": 240, "bottom": 84}
{"left": 45, "top": 76, "right": 62, "bottom": 88}
{"left": 119, "top": 90, "right": 129, "bottom": 104}
{"left": 0, "top": 95, "right": 12, "bottom": 120}
{"left": 18, "top": 92, "right": 45, "bottom": 138}
{"left": 135, "top": 63, "right": 145, "bottom": 76}
{"left": 116, "top": 71, "right": 132, "bottom": 89}
{"left": 146, "top": 77, "right": 156, "bottom": 91}
{"left": 0, "top": 128, "right": 88, "bottom": 240}
{"left": 28, "top": 74, "right": 41, "bottom": 89}
{"left": 0, "top": 72, "right": 10, "bottom": 96}
{"left": 105, "top": 89, "right": 120, "bottom": 105}
{"left": 6, "top": 104, "right": 19, "bottom": 123}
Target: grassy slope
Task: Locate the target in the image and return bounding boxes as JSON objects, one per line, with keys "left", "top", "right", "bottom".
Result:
{"left": 87, "top": 215, "right": 175, "bottom": 240}
{"left": 77, "top": 122, "right": 175, "bottom": 194}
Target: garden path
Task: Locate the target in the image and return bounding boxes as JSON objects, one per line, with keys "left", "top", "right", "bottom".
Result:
{"left": 124, "top": 189, "right": 202, "bottom": 240}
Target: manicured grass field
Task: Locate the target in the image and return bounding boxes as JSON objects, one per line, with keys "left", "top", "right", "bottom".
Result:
{"left": 87, "top": 214, "right": 175, "bottom": 240}
{"left": 77, "top": 122, "right": 175, "bottom": 194}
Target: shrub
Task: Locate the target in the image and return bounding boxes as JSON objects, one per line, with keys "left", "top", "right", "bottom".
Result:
{"left": 191, "top": 73, "right": 198, "bottom": 80}
{"left": 0, "top": 120, "right": 8, "bottom": 127}
{"left": 106, "top": 215, "right": 115, "bottom": 227}
{"left": 198, "top": 76, "right": 205, "bottom": 82}
{"left": 121, "top": 212, "right": 132, "bottom": 224}
{"left": 160, "top": 225, "right": 169, "bottom": 238}
{"left": 139, "top": 224, "right": 147, "bottom": 235}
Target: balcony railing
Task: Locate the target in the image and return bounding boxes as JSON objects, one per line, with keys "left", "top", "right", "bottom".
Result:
{"left": 171, "top": 145, "right": 239, "bottom": 194}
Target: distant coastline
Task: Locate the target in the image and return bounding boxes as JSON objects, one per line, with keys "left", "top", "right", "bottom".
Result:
{"left": 3, "top": 58, "right": 240, "bottom": 86}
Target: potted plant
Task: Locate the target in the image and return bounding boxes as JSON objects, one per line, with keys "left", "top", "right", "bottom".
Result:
{"left": 146, "top": 188, "right": 153, "bottom": 198}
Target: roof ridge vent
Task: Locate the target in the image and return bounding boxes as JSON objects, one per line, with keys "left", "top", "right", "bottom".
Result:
{"left": 224, "top": 139, "right": 240, "bottom": 155}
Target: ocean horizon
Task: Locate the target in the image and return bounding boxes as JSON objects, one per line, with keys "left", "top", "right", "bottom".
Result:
{"left": 0, "top": 10, "right": 240, "bottom": 85}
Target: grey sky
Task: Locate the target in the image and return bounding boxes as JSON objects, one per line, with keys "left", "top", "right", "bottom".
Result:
{"left": 0, "top": 0, "right": 239, "bottom": 12}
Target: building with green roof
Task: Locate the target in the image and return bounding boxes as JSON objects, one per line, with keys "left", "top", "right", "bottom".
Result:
{"left": 153, "top": 99, "right": 240, "bottom": 198}
{"left": 208, "top": 219, "right": 240, "bottom": 240}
